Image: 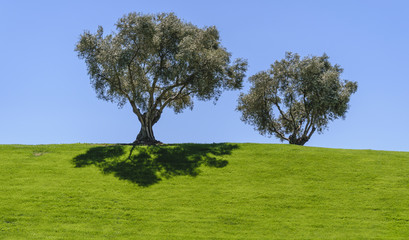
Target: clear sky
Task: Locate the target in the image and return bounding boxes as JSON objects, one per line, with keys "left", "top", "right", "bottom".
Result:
{"left": 1, "top": 0, "right": 408, "bottom": 151}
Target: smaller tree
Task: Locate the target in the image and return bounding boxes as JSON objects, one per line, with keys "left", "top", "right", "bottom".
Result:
{"left": 237, "top": 52, "right": 358, "bottom": 146}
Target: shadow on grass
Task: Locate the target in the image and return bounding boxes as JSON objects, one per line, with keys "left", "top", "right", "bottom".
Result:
{"left": 72, "top": 143, "right": 238, "bottom": 187}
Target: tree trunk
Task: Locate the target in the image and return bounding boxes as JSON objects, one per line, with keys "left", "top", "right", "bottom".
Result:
{"left": 288, "top": 134, "right": 309, "bottom": 146}
{"left": 134, "top": 123, "right": 159, "bottom": 145}
{"left": 133, "top": 109, "right": 162, "bottom": 145}
{"left": 288, "top": 125, "right": 316, "bottom": 146}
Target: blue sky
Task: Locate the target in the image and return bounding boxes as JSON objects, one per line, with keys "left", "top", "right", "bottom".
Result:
{"left": 1, "top": 0, "right": 408, "bottom": 151}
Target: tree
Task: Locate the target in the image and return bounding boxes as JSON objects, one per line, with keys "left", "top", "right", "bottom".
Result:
{"left": 237, "top": 52, "right": 357, "bottom": 146}
{"left": 75, "top": 13, "right": 247, "bottom": 144}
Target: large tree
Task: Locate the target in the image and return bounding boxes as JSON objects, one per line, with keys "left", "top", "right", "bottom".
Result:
{"left": 76, "top": 13, "right": 247, "bottom": 144}
{"left": 237, "top": 52, "right": 357, "bottom": 146}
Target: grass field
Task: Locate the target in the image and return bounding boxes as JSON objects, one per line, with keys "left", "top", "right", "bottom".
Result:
{"left": 1, "top": 143, "right": 409, "bottom": 239}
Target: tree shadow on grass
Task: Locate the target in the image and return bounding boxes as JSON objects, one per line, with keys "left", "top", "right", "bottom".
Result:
{"left": 72, "top": 143, "right": 238, "bottom": 187}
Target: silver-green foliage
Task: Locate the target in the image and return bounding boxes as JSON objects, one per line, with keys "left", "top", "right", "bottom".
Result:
{"left": 75, "top": 13, "right": 247, "bottom": 143}
{"left": 237, "top": 52, "right": 357, "bottom": 145}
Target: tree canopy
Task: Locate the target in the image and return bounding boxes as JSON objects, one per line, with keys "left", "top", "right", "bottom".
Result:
{"left": 237, "top": 52, "right": 357, "bottom": 145}
{"left": 75, "top": 12, "right": 247, "bottom": 144}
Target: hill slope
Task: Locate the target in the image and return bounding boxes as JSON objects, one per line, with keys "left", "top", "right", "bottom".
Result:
{"left": 1, "top": 143, "right": 409, "bottom": 239}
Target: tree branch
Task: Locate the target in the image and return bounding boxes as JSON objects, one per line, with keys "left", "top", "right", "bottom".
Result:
{"left": 263, "top": 92, "right": 289, "bottom": 141}
{"left": 158, "top": 85, "right": 188, "bottom": 113}
{"left": 268, "top": 122, "right": 289, "bottom": 141}
{"left": 302, "top": 117, "right": 311, "bottom": 137}
{"left": 127, "top": 46, "right": 145, "bottom": 104}
{"left": 97, "top": 71, "right": 144, "bottom": 123}
{"left": 273, "top": 102, "right": 291, "bottom": 123}
{"left": 153, "top": 71, "right": 196, "bottom": 109}
{"left": 149, "top": 52, "right": 165, "bottom": 110}
{"left": 128, "top": 99, "right": 144, "bottom": 123}
{"left": 153, "top": 82, "right": 185, "bottom": 109}
{"left": 307, "top": 126, "right": 316, "bottom": 139}
{"left": 303, "top": 115, "right": 315, "bottom": 138}
{"left": 288, "top": 94, "right": 298, "bottom": 132}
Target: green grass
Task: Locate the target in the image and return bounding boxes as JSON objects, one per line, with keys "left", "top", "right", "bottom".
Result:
{"left": 1, "top": 143, "right": 409, "bottom": 239}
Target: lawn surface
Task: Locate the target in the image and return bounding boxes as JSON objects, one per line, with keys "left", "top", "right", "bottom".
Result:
{"left": 1, "top": 143, "right": 409, "bottom": 239}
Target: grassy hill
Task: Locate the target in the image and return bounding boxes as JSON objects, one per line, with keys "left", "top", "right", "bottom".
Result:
{"left": 1, "top": 143, "right": 409, "bottom": 239}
